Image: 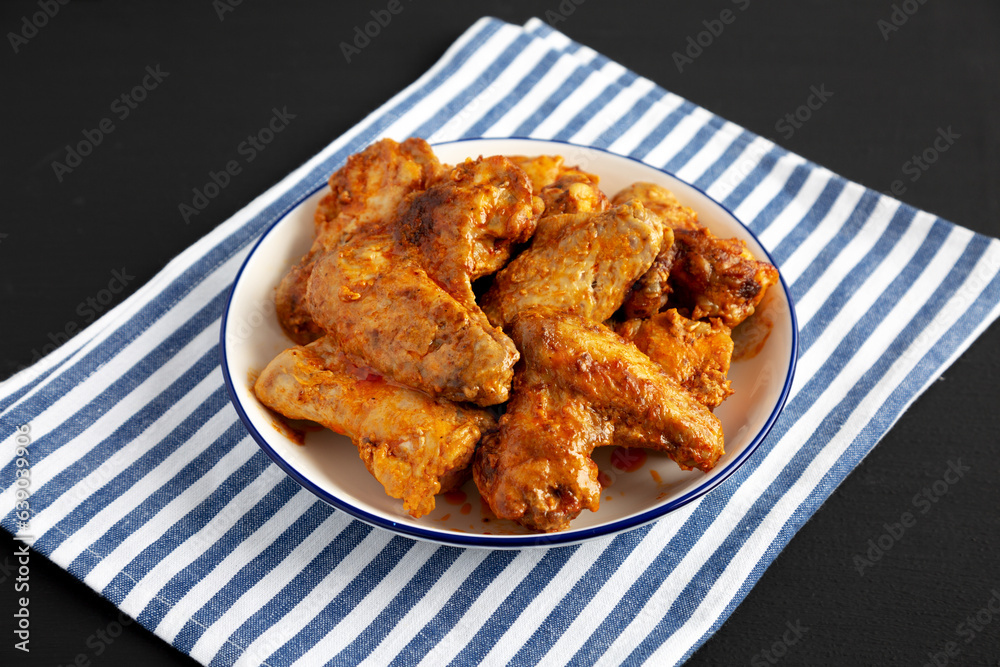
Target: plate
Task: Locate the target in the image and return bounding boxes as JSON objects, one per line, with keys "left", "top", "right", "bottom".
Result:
{"left": 220, "top": 138, "right": 798, "bottom": 549}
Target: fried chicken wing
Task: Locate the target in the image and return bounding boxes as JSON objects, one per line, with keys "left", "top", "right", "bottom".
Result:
{"left": 509, "top": 155, "right": 609, "bottom": 216}
{"left": 307, "top": 232, "right": 518, "bottom": 405}
{"left": 254, "top": 337, "right": 496, "bottom": 517}
{"left": 539, "top": 170, "right": 609, "bottom": 216}
{"left": 481, "top": 201, "right": 663, "bottom": 328}
{"left": 474, "top": 380, "right": 610, "bottom": 532}
{"left": 618, "top": 309, "right": 734, "bottom": 409}
{"left": 474, "top": 310, "right": 725, "bottom": 531}
{"left": 611, "top": 182, "right": 701, "bottom": 231}
{"left": 669, "top": 227, "right": 780, "bottom": 327}
{"left": 613, "top": 182, "right": 701, "bottom": 319}
{"left": 306, "top": 155, "right": 537, "bottom": 405}
{"left": 275, "top": 138, "right": 443, "bottom": 344}
{"left": 397, "top": 156, "right": 538, "bottom": 307}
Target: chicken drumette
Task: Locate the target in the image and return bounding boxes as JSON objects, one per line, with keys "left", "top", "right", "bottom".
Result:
{"left": 474, "top": 310, "right": 726, "bottom": 531}
{"left": 613, "top": 181, "right": 779, "bottom": 324}
{"left": 255, "top": 337, "right": 496, "bottom": 517}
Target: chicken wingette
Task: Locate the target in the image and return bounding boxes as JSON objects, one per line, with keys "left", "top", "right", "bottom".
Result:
{"left": 474, "top": 310, "right": 726, "bottom": 532}
{"left": 254, "top": 337, "right": 496, "bottom": 517}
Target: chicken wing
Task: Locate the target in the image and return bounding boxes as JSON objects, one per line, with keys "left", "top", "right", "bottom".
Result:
{"left": 275, "top": 137, "right": 443, "bottom": 344}
{"left": 307, "top": 155, "right": 537, "bottom": 405}
{"left": 481, "top": 201, "right": 663, "bottom": 328}
{"left": 668, "top": 227, "right": 780, "bottom": 327}
{"left": 254, "top": 337, "right": 496, "bottom": 517}
{"left": 618, "top": 309, "right": 733, "bottom": 409}
{"left": 474, "top": 310, "right": 725, "bottom": 531}
{"left": 509, "top": 155, "right": 609, "bottom": 216}
{"left": 397, "top": 155, "right": 538, "bottom": 308}
{"left": 613, "top": 182, "right": 701, "bottom": 319}
{"left": 307, "top": 232, "right": 518, "bottom": 405}
{"left": 611, "top": 182, "right": 701, "bottom": 231}
{"left": 473, "top": 379, "right": 610, "bottom": 532}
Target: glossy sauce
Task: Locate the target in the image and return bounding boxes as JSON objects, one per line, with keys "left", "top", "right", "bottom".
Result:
{"left": 443, "top": 490, "right": 467, "bottom": 506}
{"left": 610, "top": 446, "right": 647, "bottom": 472}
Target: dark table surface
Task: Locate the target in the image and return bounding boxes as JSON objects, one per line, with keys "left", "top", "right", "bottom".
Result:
{"left": 2, "top": 1, "right": 998, "bottom": 665}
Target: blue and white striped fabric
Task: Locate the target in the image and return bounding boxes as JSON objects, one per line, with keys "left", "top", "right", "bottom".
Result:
{"left": 2, "top": 17, "right": 999, "bottom": 666}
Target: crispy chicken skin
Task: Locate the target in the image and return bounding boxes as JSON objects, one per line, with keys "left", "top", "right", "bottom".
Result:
{"left": 276, "top": 138, "right": 443, "bottom": 344}
{"left": 254, "top": 337, "right": 496, "bottom": 518}
{"left": 618, "top": 309, "right": 734, "bottom": 410}
{"left": 611, "top": 182, "right": 701, "bottom": 231}
{"left": 474, "top": 380, "right": 611, "bottom": 532}
{"left": 539, "top": 170, "right": 610, "bottom": 216}
{"left": 398, "top": 156, "right": 538, "bottom": 308}
{"left": 620, "top": 227, "right": 676, "bottom": 320}
{"left": 481, "top": 201, "right": 663, "bottom": 328}
{"left": 508, "top": 155, "right": 566, "bottom": 193}
{"left": 307, "top": 234, "right": 518, "bottom": 406}
{"left": 307, "top": 155, "right": 536, "bottom": 406}
{"left": 669, "top": 227, "right": 780, "bottom": 328}
{"left": 509, "top": 155, "right": 609, "bottom": 216}
{"left": 474, "top": 310, "right": 726, "bottom": 531}
{"left": 614, "top": 182, "right": 700, "bottom": 319}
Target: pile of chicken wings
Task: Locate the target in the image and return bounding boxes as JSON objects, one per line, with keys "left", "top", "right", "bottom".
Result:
{"left": 253, "top": 137, "right": 778, "bottom": 532}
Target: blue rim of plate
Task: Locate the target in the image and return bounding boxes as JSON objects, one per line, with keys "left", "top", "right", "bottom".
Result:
{"left": 220, "top": 136, "right": 799, "bottom": 549}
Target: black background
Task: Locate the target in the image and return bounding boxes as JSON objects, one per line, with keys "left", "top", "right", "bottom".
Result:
{"left": 2, "top": 1, "right": 999, "bottom": 665}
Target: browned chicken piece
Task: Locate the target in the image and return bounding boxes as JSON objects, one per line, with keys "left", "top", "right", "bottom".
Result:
{"left": 474, "top": 380, "right": 611, "bottom": 532}
{"left": 397, "top": 156, "right": 539, "bottom": 308}
{"left": 481, "top": 201, "right": 663, "bottom": 328}
{"left": 508, "top": 155, "right": 566, "bottom": 193}
{"left": 509, "top": 155, "right": 609, "bottom": 217}
{"left": 618, "top": 309, "right": 734, "bottom": 410}
{"left": 669, "top": 227, "right": 780, "bottom": 328}
{"left": 611, "top": 182, "right": 702, "bottom": 231}
{"left": 275, "top": 138, "right": 443, "bottom": 344}
{"left": 474, "top": 310, "right": 726, "bottom": 531}
{"left": 307, "top": 236, "right": 518, "bottom": 406}
{"left": 621, "top": 227, "right": 676, "bottom": 320}
{"left": 539, "top": 170, "right": 610, "bottom": 216}
{"left": 254, "top": 337, "right": 496, "bottom": 517}
{"left": 307, "top": 155, "right": 538, "bottom": 406}
{"left": 614, "top": 182, "right": 701, "bottom": 320}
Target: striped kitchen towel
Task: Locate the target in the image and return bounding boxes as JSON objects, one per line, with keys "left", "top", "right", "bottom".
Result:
{"left": 3, "top": 16, "right": 1000, "bottom": 667}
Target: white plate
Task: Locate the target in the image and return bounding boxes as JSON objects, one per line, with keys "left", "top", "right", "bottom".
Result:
{"left": 220, "top": 138, "right": 798, "bottom": 549}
